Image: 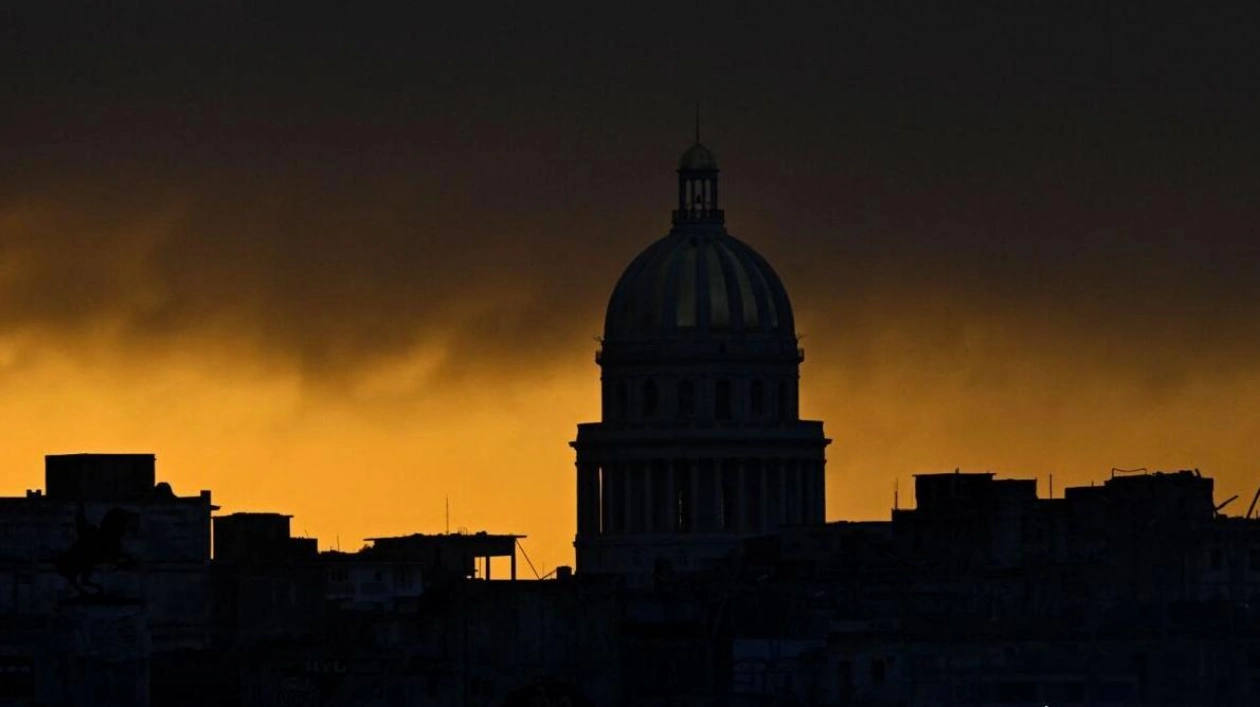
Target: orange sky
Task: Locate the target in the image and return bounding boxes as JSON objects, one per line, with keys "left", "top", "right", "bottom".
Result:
{"left": 3, "top": 282, "right": 1259, "bottom": 574}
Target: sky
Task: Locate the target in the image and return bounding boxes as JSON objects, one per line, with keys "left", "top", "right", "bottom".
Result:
{"left": 2, "top": 4, "right": 1260, "bottom": 572}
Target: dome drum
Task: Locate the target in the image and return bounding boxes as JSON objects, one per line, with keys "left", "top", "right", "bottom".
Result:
{"left": 595, "top": 339, "right": 803, "bottom": 367}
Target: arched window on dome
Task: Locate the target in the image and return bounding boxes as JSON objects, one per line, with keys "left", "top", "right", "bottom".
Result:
{"left": 715, "top": 379, "right": 732, "bottom": 421}
{"left": 777, "top": 380, "right": 788, "bottom": 421}
{"left": 616, "top": 381, "right": 628, "bottom": 420}
{"left": 677, "top": 379, "right": 695, "bottom": 419}
{"left": 750, "top": 379, "right": 765, "bottom": 417}
{"left": 643, "top": 380, "right": 659, "bottom": 418}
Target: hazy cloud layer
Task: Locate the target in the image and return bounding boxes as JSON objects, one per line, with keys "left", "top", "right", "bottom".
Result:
{"left": 2, "top": 4, "right": 1259, "bottom": 397}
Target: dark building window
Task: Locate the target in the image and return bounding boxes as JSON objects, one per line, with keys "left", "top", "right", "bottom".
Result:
{"left": 715, "top": 379, "right": 732, "bottom": 420}
{"left": 393, "top": 567, "right": 413, "bottom": 589}
{"left": 643, "top": 380, "right": 658, "bottom": 417}
{"left": 871, "top": 658, "right": 885, "bottom": 686}
{"left": 1045, "top": 683, "right": 1086, "bottom": 703}
{"left": 750, "top": 379, "right": 765, "bottom": 416}
{"left": 677, "top": 379, "right": 695, "bottom": 418}
{"left": 836, "top": 660, "right": 853, "bottom": 694}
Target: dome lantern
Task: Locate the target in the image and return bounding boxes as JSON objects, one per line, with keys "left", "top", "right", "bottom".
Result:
{"left": 673, "top": 111, "right": 723, "bottom": 225}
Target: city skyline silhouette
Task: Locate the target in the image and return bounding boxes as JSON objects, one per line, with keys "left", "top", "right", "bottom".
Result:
{"left": 4, "top": 5, "right": 1260, "bottom": 706}
{"left": 2, "top": 2, "right": 1259, "bottom": 581}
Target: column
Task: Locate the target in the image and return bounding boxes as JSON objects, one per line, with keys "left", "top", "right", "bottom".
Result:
{"left": 689, "top": 460, "right": 700, "bottom": 534}
{"left": 816, "top": 460, "right": 828, "bottom": 523}
{"left": 801, "top": 461, "right": 811, "bottom": 521}
{"left": 760, "top": 460, "right": 770, "bottom": 533}
{"left": 736, "top": 461, "right": 747, "bottom": 533}
{"left": 674, "top": 458, "right": 689, "bottom": 533}
{"left": 605, "top": 465, "right": 618, "bottom": 534}
{"left": 786, "top": 461, "right": 800, "bottom": 525}
{"left": 644, "top": 461, "right": 654, "bottom": 533}
{"left": 746, "top": 461, "right": 762, "bottom": 531}
{"left": 778, "top": 460, "right": 789, "bottom": 527}
{"left": 711, "top": 459, "right": 723, "bottom": 532}
{"left": 623, "top": 462, "right": 634, "bottom": 535}
{"left": 577, "top": 463, "right": 594, "bottom": 536}
{"left": 801, "top": 461, "right": 814, "bottom": 524}
{"left": 600, "top": 465, "right": 611, "bottom": 534}
{"left": 806, "top": 460, "right": 821, "bottom": 523}
{"left": 666, "top": 459, "right": 676, "bottom": 533}
{"left": 818, "top": 460, "right": 827, "bottom": 523}
{"left": 807, "top": 460, "right": 820, "bottom": 523}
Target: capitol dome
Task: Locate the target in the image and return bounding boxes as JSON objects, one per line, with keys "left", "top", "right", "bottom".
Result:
{"left": 602, "top": 137, "right": 795, "bottom": 343}
{"left": 574, "top": 134, "right": 828, "bottom": 584}
{"left": 603, "top": 230, "right": 795, "bottom": 342}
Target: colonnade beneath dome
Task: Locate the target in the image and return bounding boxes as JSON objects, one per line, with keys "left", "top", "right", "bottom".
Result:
{"left": 576, "top": 457, "right": 825, "bottom": 538}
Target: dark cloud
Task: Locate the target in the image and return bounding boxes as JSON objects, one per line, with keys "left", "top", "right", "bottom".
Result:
{"left": 2, "top": 4, "right": 1259, "bottom": 398}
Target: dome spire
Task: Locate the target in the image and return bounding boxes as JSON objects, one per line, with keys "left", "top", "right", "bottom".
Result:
{"left": 675, "top": 111, "right": 722, "bottom": 226}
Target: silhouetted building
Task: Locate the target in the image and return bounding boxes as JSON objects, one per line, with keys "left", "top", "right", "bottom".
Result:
{"left": 214, "top": 512, "right": 317, "bottom": 564}
{"left": 714, "top": 468, "right": 1260, "bottom": 706}
{"left": 0, "top": 453, "right": 213, "bottom": 705}
{"left": 0, "top": 454, "right": 213, "bottom": 646}
{"left": 574, "top": 137, "right": 830, "bottom": 584}
{"left": 210, "top": 512, "right": 323, "bottom": 651}
{"left": 360, "top": 532, "right": 523, "bottom": 582}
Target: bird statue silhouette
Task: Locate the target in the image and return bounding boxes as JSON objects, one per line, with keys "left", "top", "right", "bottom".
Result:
{"left": 54, "top": 503, "right": 138, "bottom": 596}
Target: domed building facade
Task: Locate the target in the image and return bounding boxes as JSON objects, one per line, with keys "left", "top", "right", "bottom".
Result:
{"left": 573, "top": 138, "right": 830, "bottom": 582}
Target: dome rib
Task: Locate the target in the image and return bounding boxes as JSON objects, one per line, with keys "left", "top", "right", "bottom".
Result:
{"left": 715, "top": 239, "right": 756, "bottom": 329}
{"left": 704, "top": 245, "right": 731, "bottom": 329}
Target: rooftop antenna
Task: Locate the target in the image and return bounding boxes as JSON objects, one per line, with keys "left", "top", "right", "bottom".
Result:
{"left": 893, "top": 479, "right": 899, "bottom": 511}
{"left": 1246, "top": 484, "right": 1260, "bottom": 519}
{"left": 445, "top": 495, "right": 450, "bottom": 534}
{"left": 515, "top": 538, "right": 542, "bottom": 580}
{"left": 1216, "top": 494, "right": 1239, "bottom": 515}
